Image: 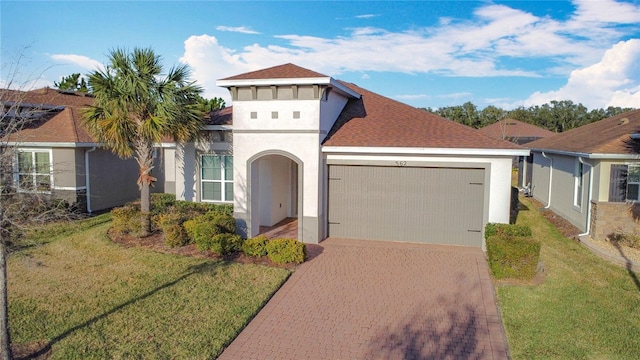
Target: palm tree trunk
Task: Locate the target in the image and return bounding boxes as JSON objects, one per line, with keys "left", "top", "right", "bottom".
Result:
{"left": 135, "top": 140, "right": 156, "bottom": 237}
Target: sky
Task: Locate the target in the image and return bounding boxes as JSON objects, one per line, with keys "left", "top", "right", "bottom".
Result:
{"left": 1, "top": 0, "right": 639, "bottom": 111}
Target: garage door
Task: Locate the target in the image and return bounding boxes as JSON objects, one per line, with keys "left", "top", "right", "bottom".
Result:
{"left": 328, "top": 165, "right": 485, "bottom": 247}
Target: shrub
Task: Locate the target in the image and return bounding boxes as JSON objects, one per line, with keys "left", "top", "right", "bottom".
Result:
{"left": 266, "top": 238, "right": 306, "bottom": 264}
{"left": 184, "top": 212, "right": 236, "bottom": 242}
{"left": 210, "top": 233, "right": 244, "bottom": 255}
{"left": 163, "top": 224, "right": 190, "bottom": 248}
{"left": 156, "top": 212, "right": 189, "bottom": 247}
{"left": 189, "top": 221, "right": 223, "bottom": 251}
{"left": 485, "top": 223, "right": 532, "bottom": 238}
{"left": 609, "top": 232, "right": 640, "bottom": 250}
{"left": 242, "top": 235, "right": 269, "bottom": 257}
{"left": 151, "top": 193, "right": 176, "bottom": 214}
{"left": 111, "top": 206, "right": 141, "bottom": 235}
{"left": 486, "top": 234, "right": 541, "bottom": 280}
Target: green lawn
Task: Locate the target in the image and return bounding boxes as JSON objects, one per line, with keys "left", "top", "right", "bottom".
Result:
{"left": 499, "top": 196, "right": 640, "bottom": 359}
{"left": 8, "top": 215, "right": 291, "bottom": 359}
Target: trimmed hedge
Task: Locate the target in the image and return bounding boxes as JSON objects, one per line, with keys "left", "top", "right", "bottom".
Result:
{"left": 242, "top": 235, "right": 269, "bottom": 257}
{"left": 266, "top": 238, "right": 306, "bottom": 264}
{"left": 485, "top": 223, "right": 540, "bottom": 280}
{"left": 485, "top": 223, "right": 532, "bottom": 238}
{"left": 156, "top": 212, "right": 189, "bottom": 248}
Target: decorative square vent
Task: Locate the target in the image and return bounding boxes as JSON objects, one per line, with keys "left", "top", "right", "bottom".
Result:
{"left": 250, "top": 111, "right": 257, "bottom": 119}
{"left": 271, "top": 111, "right": 278, "bottom": 119}
{"left": 293, "top": 111, "right": 300, "bottom": 119}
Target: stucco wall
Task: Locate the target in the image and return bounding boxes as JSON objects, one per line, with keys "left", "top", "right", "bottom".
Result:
{"left": 51, "top": 148, "right": 85, "bottom": 189}
{"left": 531, "top": 151, "right": 591, "bottom": 231}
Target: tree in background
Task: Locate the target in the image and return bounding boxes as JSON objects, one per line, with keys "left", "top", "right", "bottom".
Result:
{"left": 426, "top": 100, "right": 634, "bottom": 132}
{"left": 197, "top": 96, "right": 226, "bottom": 113}
{"left": 54, "top": 73, "right": 89, "bottom": 93}
{"left": 84, "top": 48, "right": 204, "bottom": 236}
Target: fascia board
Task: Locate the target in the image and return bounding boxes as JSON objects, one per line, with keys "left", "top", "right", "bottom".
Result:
{"left": 322, "top": 146, "right": 530, "bottom": 156}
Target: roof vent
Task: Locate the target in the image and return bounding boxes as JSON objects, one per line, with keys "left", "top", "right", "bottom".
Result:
{"left": 619, "top": 117, "right": 630, "bottom": 125}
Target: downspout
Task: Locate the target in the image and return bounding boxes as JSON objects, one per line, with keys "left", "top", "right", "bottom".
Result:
{"left": 578, "top": 157, "right": 594, "bottom": 237}
{"left": 85, "top": 147, "right": 97, "bottom": 213}
{"left": 541, "top": 152, "right": 553, "bottom": 209}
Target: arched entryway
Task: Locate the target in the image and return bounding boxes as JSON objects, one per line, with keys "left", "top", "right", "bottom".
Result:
{"left": 247, "top": 151, "right": 302, "bottom": 240}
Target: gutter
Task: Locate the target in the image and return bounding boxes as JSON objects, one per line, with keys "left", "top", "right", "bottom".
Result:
{"left": 530, "top": 148, "right": 640, "bottom": 160}
{"left": 541, "top": 152, "right": 553, "bottom": 209}
{"left": 85, "top": 146, "right": 97, "bottom": 213}
{"left": 578, "top": 157, "right": 594, "bottom": 237}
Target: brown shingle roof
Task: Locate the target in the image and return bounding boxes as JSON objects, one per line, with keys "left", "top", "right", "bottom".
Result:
{"left": 527, "top": 109, "right": 640, "bottom": 155}
{"left": 221, "top": 63, "right": 328, "bottom": 80}
{"left": 478, "top": 119, "right": 554, "bottom": 140}
{"left": 323, "top": 82, "right": 523, "bottom": 150}
{"left": 207, "top": 106, "right": 233, "bottom": 125}
{"left": 2, "top": 88, "right": 95, "bottom": 144}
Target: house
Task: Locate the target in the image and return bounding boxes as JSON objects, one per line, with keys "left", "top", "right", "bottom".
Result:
{"left": 527, "top": 109, "right": 640, "bottom": 240}
{"left": 170, "top": 64, "right": 528, "bottom": 249}
{"left": 478, "top": 118, "right": 555, "bottom": 145}
{"left": 478, "top": 118, "right": 555, "bottom": 191}
{"left": 0, "top": 87, "right": 168, "bottom": 212}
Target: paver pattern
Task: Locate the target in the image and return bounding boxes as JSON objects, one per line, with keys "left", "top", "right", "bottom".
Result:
{"left": 219, "top": 238, "right": 509, "bottom": 360}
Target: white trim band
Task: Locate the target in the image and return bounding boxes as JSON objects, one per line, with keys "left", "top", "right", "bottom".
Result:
{"left": 322, "top": 146, "right": 529, "bottom": 156}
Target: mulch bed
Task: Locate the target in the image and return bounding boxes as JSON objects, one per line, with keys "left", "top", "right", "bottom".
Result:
{"left": 107, "top": 228, "right": 302, "bottom": 270}
{"left": 521, "top": 196, "right": 582, "bottom": 240}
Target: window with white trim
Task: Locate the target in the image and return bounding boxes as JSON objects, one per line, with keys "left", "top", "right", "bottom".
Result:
{"left": 15, "top": 149, "right": 52, "bottom": 192}
{"left": 574, "top": 160, "right": 584, "bottom": 207}
{"left": 626, "top": 165, "right": 640, "bottom": 201}
{"left": 201, "top": 154, "right": 233, "bottom": 202}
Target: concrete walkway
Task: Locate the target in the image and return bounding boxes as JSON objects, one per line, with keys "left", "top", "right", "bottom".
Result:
{"left": 218, "top": 238, "right": 509, "bottom": 360}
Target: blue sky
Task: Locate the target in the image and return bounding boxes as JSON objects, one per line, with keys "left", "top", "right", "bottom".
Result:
{"left": 1, "top": 0, "right": 639, "bottom": 110}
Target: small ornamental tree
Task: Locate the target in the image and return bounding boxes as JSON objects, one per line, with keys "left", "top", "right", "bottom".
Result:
{"left": 84, "top": 48, "right": 204, "bottom": 236}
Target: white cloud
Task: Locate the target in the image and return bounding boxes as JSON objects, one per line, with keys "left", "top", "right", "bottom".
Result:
{"left": 395, "top": 94, "right": 431, "bottom": 100}
{"left": 178, "top": 1, "right": 640, "bottom": 106}
{"left": 355, "top": 14, "right": 380, "bottom": 19}
{"left": 215, "top": 26, "right": 260, "bottom": 35}
{"left": 525, "top": 39, "right": 640, "bottom": 109}
{"left": 571, "top": 0, "right": 640, "bottom": 24}
{"left": 50, "top": 54, "right": 102, "bottom": 71}
{"left": 178, "top": 35, "right": 255, "bottom": 101}
{"left": 0, "top": 75, "right": 53, "bottom": 91}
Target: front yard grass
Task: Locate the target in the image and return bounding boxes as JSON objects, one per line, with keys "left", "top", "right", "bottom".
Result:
{"left": 499, "top": 196, "right": 640, "bottom": 359}
{"left": 9, "top": 215, "right": 291, "bottom": 359}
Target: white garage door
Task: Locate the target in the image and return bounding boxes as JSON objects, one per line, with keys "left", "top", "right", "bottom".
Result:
{"left": 328, "top": 165, "right": 485, "bottom": 247}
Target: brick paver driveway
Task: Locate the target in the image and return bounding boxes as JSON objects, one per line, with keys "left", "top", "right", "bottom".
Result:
{"left": 219, "top": 238, "right": 509, "bottom": 360}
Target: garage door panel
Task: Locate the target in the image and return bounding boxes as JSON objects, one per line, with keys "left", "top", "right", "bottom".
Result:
{"left": 328, "top": 165, "right": 484, "bottom": 246}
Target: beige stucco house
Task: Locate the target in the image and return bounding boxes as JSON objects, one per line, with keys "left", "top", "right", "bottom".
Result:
{"left": 527, "top": 109, "right": 640, "bottom": 240}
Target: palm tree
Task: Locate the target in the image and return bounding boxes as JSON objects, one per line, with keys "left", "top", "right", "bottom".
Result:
{"left": 84, "top": 48, "right": 203, "bottom": 236}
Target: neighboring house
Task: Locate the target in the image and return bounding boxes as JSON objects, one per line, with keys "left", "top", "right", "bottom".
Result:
{"left": 1, "top": 88, "right": 167, "bottom": 212}
{"left": 527, "top": 109, "right": 640, "bottom": 240}
{"left": 170, "top": 64, "right": 528, "bottom": 249}
{"left": 479, "top": 118, "right": 555, "bottom": 191}
{"left": 478, "top": 118, "right": 555, "bottom": 145}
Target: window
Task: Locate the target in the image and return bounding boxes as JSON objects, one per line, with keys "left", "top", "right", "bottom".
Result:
{"left": 201, "top": 154, "right": 233, "bottom": 202}
{"left": 15, "top": 149, "right": 52, "bottom": 192}
{"left": 609, "top": 164, "right": 640, "bottom": 202}
{"left": 627, "top": 165, "right": 640, "bottom": 201}
{"left": 574, "top": 161, "right": 584, "bottom": 207}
